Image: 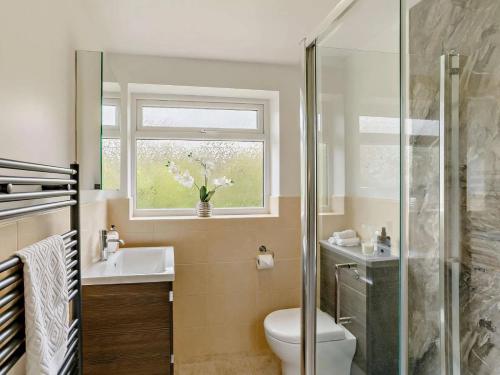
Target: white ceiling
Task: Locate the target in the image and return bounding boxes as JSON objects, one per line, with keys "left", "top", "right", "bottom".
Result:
{"left": 78, "top": 0, "right": 341, "bottom": 65}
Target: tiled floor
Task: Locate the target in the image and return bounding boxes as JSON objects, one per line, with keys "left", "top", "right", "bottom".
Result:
{"left": 175, "top": 353, "right": 281, "bottom": 375}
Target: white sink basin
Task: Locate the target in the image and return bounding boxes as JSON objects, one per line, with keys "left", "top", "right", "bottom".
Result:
{"left": 82, "top": 247, "right": 175, "bottom": 285}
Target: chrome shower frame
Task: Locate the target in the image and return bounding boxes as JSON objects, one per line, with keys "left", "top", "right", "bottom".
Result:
{"left": 300, "top": 41, "right": 318, "bottom": 375}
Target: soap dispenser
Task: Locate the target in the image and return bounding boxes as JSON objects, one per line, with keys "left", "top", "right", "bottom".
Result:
{"left": 106, "top": 225, "right": 120, "bottom": 253}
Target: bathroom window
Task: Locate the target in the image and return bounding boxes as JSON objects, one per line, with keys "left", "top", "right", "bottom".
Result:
{"left": 131, "top": 95, "right": 269, "bottom": 216}
{"left": 358, "top": 116, "right": 399, "bottom": 199}
{"left": 101, "top": 97, "right": 121, "bottom": 190}
{"left": 140, "top": 104, "right": 259, "bottom": 130}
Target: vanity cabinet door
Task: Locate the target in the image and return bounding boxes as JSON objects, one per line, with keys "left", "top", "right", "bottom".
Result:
{"left": 82, "top": 282, "right": 173, "bottom": 375}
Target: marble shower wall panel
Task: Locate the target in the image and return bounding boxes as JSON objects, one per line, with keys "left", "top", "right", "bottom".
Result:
{"left": 407, "top": 0, "right": 500, "bottom": 374}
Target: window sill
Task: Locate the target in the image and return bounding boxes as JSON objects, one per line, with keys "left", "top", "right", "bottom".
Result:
{"left": 130, "top": 213, "right": 279, "bottom": 221}
{"left": 318, "top": 212, "right": 345, "bottom": 217}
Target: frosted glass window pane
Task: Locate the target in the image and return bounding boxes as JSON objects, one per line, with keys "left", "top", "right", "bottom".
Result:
{"left": 142, "top": 106, "right": 258, "bottom": 130}
{"left": 102, "top": 138, "right": 120, "bottom": 190}
{"left": 102, "top": 105, "right": 117, "bottom": 127}
{"left": 359, "top": 145, "right": 399, "bottom": 197}
{"left": 136, "top": 140, "right": 264, "bottom": 209}
{"left": 359, "top": 116, "right": 399, "bottom": 134}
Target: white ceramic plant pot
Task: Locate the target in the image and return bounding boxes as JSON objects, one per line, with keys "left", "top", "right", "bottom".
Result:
{"left": 196, "top": 201, "right": 212, "bottom": 217}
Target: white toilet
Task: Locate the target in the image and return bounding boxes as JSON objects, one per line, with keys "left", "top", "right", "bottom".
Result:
{"left": 264, "top": 308, "right": 356, "bottom": 375}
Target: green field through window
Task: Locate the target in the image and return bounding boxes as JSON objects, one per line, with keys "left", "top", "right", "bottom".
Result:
{"left": 135, "top": 139, "right": 264, "bottom": 209}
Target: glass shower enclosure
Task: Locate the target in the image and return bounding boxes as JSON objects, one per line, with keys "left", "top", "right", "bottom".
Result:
{"left": 402, "top": 0, "right": 500, "bottom": 374}
{"left": 301, "top": 0, "right": 400, "bottom": 374}
{"left": 301, "top": 0, "right": 499, "bottom": 374}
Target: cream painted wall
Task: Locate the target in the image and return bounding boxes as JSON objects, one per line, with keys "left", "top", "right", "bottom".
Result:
{"left": 0, "top": 0, "right": 102, "bottom": 165}
{"left": 0, "top": 4, "right": 103, "bottom": 372}
{"left": 104, "top": 53, "right": 302, "bottom": 197}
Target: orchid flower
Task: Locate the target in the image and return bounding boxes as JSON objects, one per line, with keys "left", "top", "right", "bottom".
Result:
{"left": 175, "top": 170, "right": 194, "bottom": 188}
{"left": 213, "top": 176, "right": 234, "bottom": 188}
{"left": 166, "top": 155, "right": 234, "bottom": 202}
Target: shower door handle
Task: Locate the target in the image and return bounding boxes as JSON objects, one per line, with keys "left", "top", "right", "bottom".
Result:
{"left": 439, "top": 53, "right": 462, "bottom": 375}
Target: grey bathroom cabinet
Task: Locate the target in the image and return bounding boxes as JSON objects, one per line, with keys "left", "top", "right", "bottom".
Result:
{"left": 319, "top": 241, "right": 399, "bottom": 375}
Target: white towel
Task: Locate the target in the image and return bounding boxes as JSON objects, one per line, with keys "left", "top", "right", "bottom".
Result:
{"left": 16, "top": 235, "right": 68, "bottom": 375}
{"left": 332, "top": 229, "right": 357, "bottom": 239}
{"left": 328, "top": 236, "right": 361, "bottom": 247}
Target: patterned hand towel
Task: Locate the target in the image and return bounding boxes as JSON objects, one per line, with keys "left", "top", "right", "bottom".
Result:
{"left": 16, "top": 235, "right": 68, "bottom": 375}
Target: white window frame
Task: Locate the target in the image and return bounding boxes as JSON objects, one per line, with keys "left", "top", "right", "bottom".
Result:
{"left": 102, "top": 96, "right": 121, "bottom": 138}
{"left": 130, "top": 93, "right": 271, "bottom": 217}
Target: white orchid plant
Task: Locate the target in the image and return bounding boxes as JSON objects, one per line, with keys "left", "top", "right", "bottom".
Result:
{"left": 166, "top": 153, "right": 234, "bottom": 203}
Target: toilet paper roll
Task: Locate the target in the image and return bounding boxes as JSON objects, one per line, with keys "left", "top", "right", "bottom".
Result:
{"left": 256, "top": 254, "right": 274, "bottom": 270}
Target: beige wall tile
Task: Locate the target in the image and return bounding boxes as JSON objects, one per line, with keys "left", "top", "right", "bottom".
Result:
{"left": 250, "top": 227, "right": 300, "bottom": 260}
{"left": 121, "top": 232, "right": 155, "bottom": 247}
{"left": 207, "top": 262, "right": 257, "bottom": 295}
{"left": 251, "top": 321, "right": 271, "bottom": 354}
{"left": 206, "top": 292, "right": 257, "bottom": 326}
{"left": 255, "top": 288, "right": 300, "bottom": 322}
{"left": 174, "top": 264, "right": 209, "bottom": 296}
{"left": 174, "top": 294, "right": 208, "bottom": 329}
{"left": 266, "top": 259, "right": 301, "bottom": 291}
{"left": 151, "top": 230, "right": 208, "bottom": 265}
{"left": 318, "top": 212, "right": 348, "bottom": 241}
{"left": 104, "top": 196, "right": 303, "bottom": 364}
{"left": 205, "top": 230, "right": 255, "bottom": 263}
{"left": 345, "top": 196, "right": 400, "bottom": 252}
{"left": 152, "top": 216, "right": 248, "bottom": 233}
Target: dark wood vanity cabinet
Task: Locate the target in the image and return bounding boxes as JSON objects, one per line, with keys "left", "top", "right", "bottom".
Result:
{"left": 82, "top": 282, "right": 173, "bottom": 375}
{"left": 320, "top": 241, "right": 399, "bottom": 375}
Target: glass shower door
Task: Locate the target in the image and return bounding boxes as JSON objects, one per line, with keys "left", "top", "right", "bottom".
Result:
{"left": 302, "top": 1, "right": 400, "bottom": 374}
{"left": 402, "top": 1, "right": 500, "bottom": 374}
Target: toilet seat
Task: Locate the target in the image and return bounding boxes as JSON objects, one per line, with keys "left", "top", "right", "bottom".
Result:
{"left": 264, "top": 308, "right": 345, "bottom": 344}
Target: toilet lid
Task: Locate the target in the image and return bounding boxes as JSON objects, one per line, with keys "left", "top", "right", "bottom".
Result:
{"left": 264, "top": 308, "right": 345, "bottom": 344}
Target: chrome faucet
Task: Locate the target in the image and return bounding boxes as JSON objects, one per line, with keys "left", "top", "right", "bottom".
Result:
{"left": 100, "top": 226, "right": 125, "bottom": 261}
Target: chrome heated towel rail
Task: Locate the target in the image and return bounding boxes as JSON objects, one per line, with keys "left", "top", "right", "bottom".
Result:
{"left": 0, "top": 158, "right": 82, "bottom": 375}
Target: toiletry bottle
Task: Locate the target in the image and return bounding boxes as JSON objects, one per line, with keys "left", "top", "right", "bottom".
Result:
{"left": 376, "top": 227, "right": 391, "bottom": 256}
{"left": 373, "top": 230, "right": 380, "bottom": 253}
{"left": 107, "top": 225, "right": 119, "bottom": 252}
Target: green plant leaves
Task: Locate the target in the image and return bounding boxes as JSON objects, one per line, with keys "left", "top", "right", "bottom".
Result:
{"left": 199, "top": 185, "right": 207, "bottom": 201}
{"left": 198, "top": 185, "right": 217, "bottom": 202}
{"left": 205, "top": 190, "right": 216, "bottom": 202}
